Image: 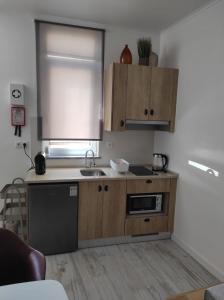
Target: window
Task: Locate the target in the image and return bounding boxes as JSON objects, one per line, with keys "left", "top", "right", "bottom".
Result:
{"left": 36, "top": 21, "right": 104, "bottom": 140}
{"left": 43, "top": 140, "right": 99, "bottom": 158}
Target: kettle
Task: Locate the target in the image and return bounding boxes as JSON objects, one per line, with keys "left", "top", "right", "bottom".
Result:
{"left": 152, "top": 153, "right": 168, "bottom": 172}
{"left": 35, "top": 152, "right": 46, "bottom": 175}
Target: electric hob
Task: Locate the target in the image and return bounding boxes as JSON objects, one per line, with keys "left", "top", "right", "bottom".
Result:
{"left": 129, "top": 165, "right": 157, "bottom": 176}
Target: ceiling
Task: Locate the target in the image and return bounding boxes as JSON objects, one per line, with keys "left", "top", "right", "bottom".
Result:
{"left": 0, "top": 0, "right": 213, "bottom": 31}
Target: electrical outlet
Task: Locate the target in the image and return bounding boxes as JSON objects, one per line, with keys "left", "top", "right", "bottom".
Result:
{"left": 15, "top": 142, "right": 23, "bottom": 149}
{"left": 15, "top": 141, "right": 28, "bottom": 149}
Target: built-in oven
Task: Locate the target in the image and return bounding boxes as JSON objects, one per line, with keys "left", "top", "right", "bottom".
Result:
{"left": 127, "top": 193, "right": 163, "bottom": 215}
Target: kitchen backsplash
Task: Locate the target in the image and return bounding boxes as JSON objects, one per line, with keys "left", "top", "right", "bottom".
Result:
{"left": 31, "top": 116, "right": 154, "bottom": 167}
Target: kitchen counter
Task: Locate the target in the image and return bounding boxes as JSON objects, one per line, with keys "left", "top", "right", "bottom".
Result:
{"left": 25, "top": 166, "right": 178, "bottom": 183}
{"left": 25, "top": 166, "right": 178, "bottom": 248}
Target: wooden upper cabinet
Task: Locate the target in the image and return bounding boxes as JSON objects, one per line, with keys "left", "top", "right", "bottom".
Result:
{"left": 103, "top": 63, "right": 179, "bottom": 132}
{"left": 150, "top": 67, "right": 179, "bottom": 125}
{"left": 126, "top": 65, "right": 151, "bottom": 120}
{"left": 104, "top": 63, "right": 127, "bottom": 131}
{"left": 102, "top": 180, "right": 126, "bottom": 238}
{"left": 78, "top": 181, "right": 103, "bottom": 240}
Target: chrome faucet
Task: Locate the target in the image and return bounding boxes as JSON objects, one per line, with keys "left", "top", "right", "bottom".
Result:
{"left": 85, "top": 149, "right": 96, "bottom": 168}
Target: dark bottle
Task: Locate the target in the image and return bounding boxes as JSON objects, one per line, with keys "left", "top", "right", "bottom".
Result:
{"left": 35, "top": 152, "right": 46, "bottom": 175}
{"left": 120, "top": 44, "right": 132, "bottom": 64}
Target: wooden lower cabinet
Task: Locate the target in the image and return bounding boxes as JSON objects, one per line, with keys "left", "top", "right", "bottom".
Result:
{"left": 125, "top": 215, "right": 168, "bottom": 236}
{"left": 78, "top": 181, "right": 103, "bottom": 240}
{"left": 78, "top": 180, "right": 126, "bottom": 240}
{"left": 167, "top": 287, "right": 207, "bottom": 300}
{"left": 78, "top": 177, "right": 177, "bottom": 240}
{"left": 102, "top": 180, "right": 126, "bottom": 238}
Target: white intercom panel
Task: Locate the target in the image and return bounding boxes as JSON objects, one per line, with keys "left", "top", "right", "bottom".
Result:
{"left": 10, "top": 83, "right": 25, "bottom": 106}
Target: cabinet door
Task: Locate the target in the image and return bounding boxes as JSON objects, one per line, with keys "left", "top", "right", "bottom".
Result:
{"left": 78, "top": 181, "right": 103, "bottom": 240}
{"left": 150, "top": 67, "right": 178, "bottom": 122}
{"left": 104, "top": 63, "right": 127, "bottom": 131}
{"left": 102, "top": 180, "right": 126, "bottom": 238}
{"left": 126, "top": 65, "right": 151, "bottom": 120}
{"left": 125, "top": 215, "right": 168, "bottom": 236}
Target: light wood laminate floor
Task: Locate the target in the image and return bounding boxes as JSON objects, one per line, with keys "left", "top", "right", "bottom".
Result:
{"left": 46, "top": 240, "right": 219, "bottom": 300}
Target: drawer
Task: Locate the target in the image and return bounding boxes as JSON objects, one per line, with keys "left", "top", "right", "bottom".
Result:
{"left": 127, "top": 178, "right": 170, "bottom": 194}
{"left": 125, "top": 215, "right": 168, "bottom": 236}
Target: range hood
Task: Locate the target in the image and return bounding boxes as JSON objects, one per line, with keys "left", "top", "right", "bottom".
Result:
{"left": 125, "top": 120, "right": 170, "bottom": 131}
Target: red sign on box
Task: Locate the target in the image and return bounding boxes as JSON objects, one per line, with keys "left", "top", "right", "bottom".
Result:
{"left": 11, "top": 107, "right": 25, "bottom": 126}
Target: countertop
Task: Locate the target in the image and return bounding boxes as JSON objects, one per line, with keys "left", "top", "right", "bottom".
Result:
{"left": 25, "top": 166, "right": 178, "bottom": 184}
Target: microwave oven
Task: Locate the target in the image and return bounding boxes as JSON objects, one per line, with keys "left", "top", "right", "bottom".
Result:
{"left": 127, "top": 193, "right": 163, "bottom": 215}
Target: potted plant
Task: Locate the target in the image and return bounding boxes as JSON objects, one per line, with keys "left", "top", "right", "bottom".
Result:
{"left": 137, "top": 38, "right": 152, "bottom": 66}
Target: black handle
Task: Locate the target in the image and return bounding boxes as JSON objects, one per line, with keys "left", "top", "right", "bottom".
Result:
{"left": 162, "top": 154, "right": 169, "bottom": 171}
{"left": 120, "top": 120, "right": 125, "bottom": 127}
{"left": 146, "top": 179, "right": 152, "bottom": 184}
{"left": 144, "top": 218, "right": 150, "bottom": 223}
{"left": 150, "top": 109, "right": 154, "bottom": 116}
{"left": 18, "top": 126, "right": 21, "bottom": 137}
{"left": 14, "top": 126, "right": 18, "bottom": 136}
{"left": 98, "top": 185, "right": 102, "bottom": 192}
{"left": 144, "top": 109, "right": 148, "bottom": 116}
{"left": 104, "top": 185, "right": 108, "bottom": 192}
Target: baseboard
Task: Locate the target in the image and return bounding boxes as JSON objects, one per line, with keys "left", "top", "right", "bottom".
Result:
{"left": 172, "top": 234, "right": 224, "bottom": 281}
{"left": 79, "top": 232, "right": 171, "bottom": 249}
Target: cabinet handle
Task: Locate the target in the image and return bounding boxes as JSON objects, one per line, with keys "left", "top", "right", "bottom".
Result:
{"left": 98, "top": 185, "right": 102, "bottom": 192}
{"left": 144, "top": 218, "right": 150, "bottom": 223}
{"left": 120, "top": 120, "right": 125, "bottom": 127}
{"left": 144, "top": 109, "right": 148, "bottom": 116}
{"left": 150, "top": 109, "right": 154, "bottom": 116}
{"left": 146, "top": 179, "right": 152, "bottom": 184}
{"left": 104, "top": 185, "right": 108, "bottom": 192}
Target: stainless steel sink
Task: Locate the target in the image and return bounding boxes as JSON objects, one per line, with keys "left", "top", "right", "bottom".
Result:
{"left": 80, "top": 169, "right": 106, "bottom": 176}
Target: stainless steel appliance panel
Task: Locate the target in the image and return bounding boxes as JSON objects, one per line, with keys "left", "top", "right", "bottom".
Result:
{"left": 127, "top": 193, "right": 163, "bottom": 215}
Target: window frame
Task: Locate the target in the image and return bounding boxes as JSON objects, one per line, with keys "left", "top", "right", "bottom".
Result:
{"left": 43, "top": 140, "right": 100, "bottom": 159}
{"left": 35, "top": 20, "right": 105, "bottom": 141}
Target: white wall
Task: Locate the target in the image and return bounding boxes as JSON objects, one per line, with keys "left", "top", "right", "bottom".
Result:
{"left": 0, "top": 11, "right": 36, "bottom": 190}
{"left": 0, "top": 10, "right": 159, "bottom": 190}
{"left": 154, "top": 0, "right": 224, "bottom": 279}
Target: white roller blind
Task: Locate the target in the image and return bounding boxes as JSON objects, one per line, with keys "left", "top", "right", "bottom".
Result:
{"left": 36, "top": 21, "right": 104, "bottom": 140}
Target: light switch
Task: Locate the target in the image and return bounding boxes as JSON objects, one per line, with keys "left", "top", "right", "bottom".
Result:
{"left": 105, "top": 141, "right": 113, "bottom": 149}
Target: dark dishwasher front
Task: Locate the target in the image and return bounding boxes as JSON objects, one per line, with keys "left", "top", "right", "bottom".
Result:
{"left": 28, "top": 182, "right": 78, "bottom": 255}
